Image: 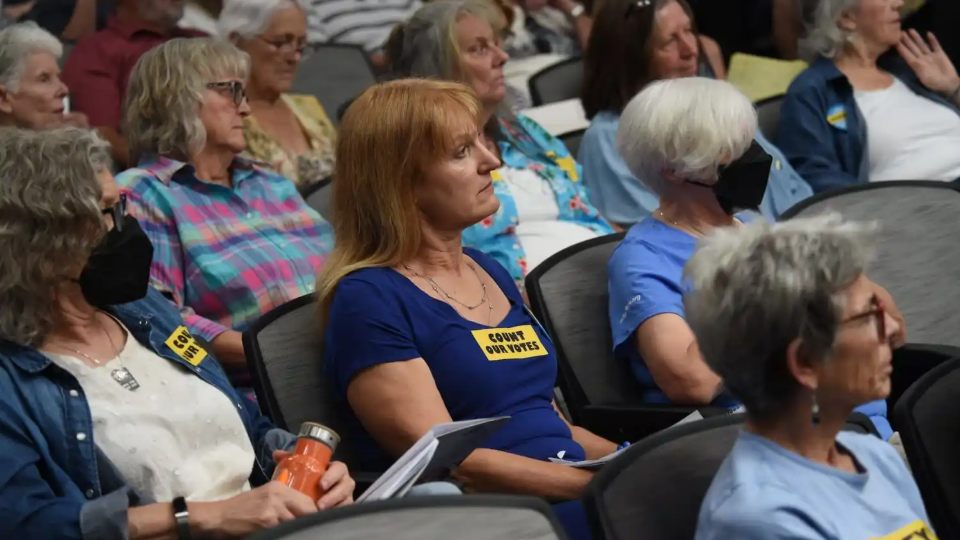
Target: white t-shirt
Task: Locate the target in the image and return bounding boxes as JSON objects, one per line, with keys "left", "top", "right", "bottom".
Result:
{"left": 499, "top": 167, "right": 599, "bottom": 273}
{"left": 854, "top": 77, "right": 960, "bottom": 182}
{"left": 47, "top": 325, "right": 255, "bottom": 503}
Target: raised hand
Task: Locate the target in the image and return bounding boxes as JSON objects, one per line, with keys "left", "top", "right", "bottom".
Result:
{"left": 897, "top": 29, "right": 960, "bottom": 95}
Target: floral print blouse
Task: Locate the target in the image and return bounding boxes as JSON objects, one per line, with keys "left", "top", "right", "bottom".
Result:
{"left": 242, "top": 94, "right": 336, "bottom": 191}
{"left": 462, "top": 114, "right": 614, "bottom": 285}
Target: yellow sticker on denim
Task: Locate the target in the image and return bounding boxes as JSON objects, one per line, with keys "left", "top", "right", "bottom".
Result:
{"left": 555, "top": 156, "right": 579, "bottom": 182}
{"left": 165, "top": 325, "right": 208, "bottom": 366}
{"left": 472, "top": 325, "right": 548, "bottom": 361}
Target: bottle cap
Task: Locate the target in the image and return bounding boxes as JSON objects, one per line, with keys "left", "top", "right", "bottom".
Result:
{"left": 298, "top": 422, "right": 340, "bottom": 449}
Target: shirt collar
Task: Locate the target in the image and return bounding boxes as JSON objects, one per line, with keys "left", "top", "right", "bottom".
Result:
{"left": 135, "top": 154, "right": 260, "bottom": 186}
{"left": 106, "top": 14, "right": 174, "bottom": 40}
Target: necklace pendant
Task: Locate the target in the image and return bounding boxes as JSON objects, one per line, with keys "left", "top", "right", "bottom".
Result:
{"left": 111, "top": 367, "right": 140, "bottom": 391}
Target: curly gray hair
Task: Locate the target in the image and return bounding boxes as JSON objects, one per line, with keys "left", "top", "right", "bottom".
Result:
{"left": 122, "top": 37, "right": 250, "bottom": 165}
{"left": 683, "top": 214, "right": 877, "bottom": 420}
{"left": 799, "top": 0, "right": 861, "bottom": 62}
{"left": 0, "top": 127, "right": 112, "bottom": 347}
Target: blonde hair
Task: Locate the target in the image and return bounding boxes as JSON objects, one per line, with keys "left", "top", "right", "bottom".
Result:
{"left": 122, "top": 37, "right": 250, "bottom": 165}
{"left": 316, "top": 78, "right": 481, "bottom": 316}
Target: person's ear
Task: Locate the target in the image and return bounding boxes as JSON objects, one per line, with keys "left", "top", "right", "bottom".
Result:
{"left": 661, "top": 167, "right": 685, "bottom": 185}
{"left": 837, "top": 9, "right": 858, "bottom": 33}
{"left": 786, "top": 337, "right": 820, "bottom": 392}
{"left": 0, "top": 85, "right": 14, "bottom": 115}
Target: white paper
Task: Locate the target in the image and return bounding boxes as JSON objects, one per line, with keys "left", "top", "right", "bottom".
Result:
{"left": 548, "top": 446, "right": 628, "bottom": 469}
{"left": 519, "top": 99, "right": 589, "bottom": 137}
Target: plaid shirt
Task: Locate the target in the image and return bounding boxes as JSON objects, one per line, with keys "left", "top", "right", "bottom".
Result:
{"left": 116, "top": 156, "right": 333, "bottom": 341}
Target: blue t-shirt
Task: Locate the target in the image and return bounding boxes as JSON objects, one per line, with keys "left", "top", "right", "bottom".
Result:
{"left": 325, "top": 248, "right": 586, "bottom": 471}
{"left": 579, "top": 112, "right": 813, "bottom": 226}
{"left": 696, "top": 431, "right": 934, "bottom": 540}
{"left": 606, "top": 216, "right": 742, "bottom": 408}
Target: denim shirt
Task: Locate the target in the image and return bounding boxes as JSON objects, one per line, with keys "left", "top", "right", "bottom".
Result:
{"left": 0, "top": 288, "right": 295, "bottom": 540}
{"left": 461, "top": 114, "right": 614, "bottom": 284}
{"left": 776, "top": 53, "right": 960, "bottom": 192}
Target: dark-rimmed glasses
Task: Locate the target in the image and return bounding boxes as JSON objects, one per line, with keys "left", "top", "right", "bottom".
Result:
{"left": 841, "top": 294, "right": 886, "bottom": 340}
{"left": 206, "top": 81, "right": 247, "bottom": 107}
{"left": 102, "top": 193, "right": 127, "bottom": 232}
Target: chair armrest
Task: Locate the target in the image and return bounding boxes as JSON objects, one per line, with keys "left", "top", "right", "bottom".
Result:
{"left": 580, "top": 403, "right": 728, "bottom": 442}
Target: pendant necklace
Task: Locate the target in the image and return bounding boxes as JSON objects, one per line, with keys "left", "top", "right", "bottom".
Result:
{"left": 53, "top": 314, "right": 140, "bottom": 392}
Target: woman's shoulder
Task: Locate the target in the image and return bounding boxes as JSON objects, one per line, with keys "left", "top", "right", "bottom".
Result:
{"left": 285, "top": 94, "right": 330, "bottom": 118}
{"left": 464, "top": 247, "right": 520, "bottom": 293}
{"left": 837, "top": 431, "right": 909, "bottom": 476}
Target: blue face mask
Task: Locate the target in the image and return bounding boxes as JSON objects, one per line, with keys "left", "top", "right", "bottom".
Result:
{"left": 687, "top": 141, "right": 773, "bottom": 215}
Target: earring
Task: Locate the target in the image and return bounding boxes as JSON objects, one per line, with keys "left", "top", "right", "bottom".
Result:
{"left": 811, "top": 394, "right": 821, "bottom": 425}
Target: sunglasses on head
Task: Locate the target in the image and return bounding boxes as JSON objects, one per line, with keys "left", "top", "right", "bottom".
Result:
{"left": 206, "top": 81, "right": 247, "bottom": 107}
{"left": 102, "top": 193, "right": 127, "bottom": 232}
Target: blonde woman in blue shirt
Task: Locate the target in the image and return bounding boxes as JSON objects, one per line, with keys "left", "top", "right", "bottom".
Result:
{"left": 385, "top": 0, "right": 614, "bottom": 285}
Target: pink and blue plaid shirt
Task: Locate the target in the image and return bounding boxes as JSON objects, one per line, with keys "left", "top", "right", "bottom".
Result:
{"left": 116, "top": 155, "right": 333, "bottom": 341}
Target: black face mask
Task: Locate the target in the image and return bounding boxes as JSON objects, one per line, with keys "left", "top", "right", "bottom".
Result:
{"left": 688, "top": 141, "right": 773, "bottom": 215}
{"left": 78, "top": 215, "right": 154, "bottom": 307}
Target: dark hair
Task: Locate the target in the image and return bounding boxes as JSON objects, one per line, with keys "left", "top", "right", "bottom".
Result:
{"left": 581, "top": 0, "right": 698, "bottom": 119}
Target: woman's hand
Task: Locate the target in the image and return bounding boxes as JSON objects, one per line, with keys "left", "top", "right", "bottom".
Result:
{"left": 192, "top": 482, "right": 317, "bottom": 539}
{"left": 272, "top": 451, "right": 356, "bottom": 510}
{"left": 897, "top": 30, "right": 960, "bottom": 94}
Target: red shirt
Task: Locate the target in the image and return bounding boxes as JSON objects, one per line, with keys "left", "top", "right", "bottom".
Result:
{"left": 62, "top": 16, "right": 206, "bottom": 131}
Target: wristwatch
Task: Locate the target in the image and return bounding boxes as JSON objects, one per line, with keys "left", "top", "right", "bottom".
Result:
{"left": 172, "top": 496, "right": 192, "bottom": 540}
{"left": 568, "top": 2, "right": 586, "bottom": 18}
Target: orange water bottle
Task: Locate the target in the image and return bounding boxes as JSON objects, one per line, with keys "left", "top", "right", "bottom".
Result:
{"left": 272, "top": 423, "right": 340, "bottom": 501}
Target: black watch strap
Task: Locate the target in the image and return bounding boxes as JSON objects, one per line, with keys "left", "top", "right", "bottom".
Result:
{"left": 172, "top": 496, "right": 192, "bottom": 540}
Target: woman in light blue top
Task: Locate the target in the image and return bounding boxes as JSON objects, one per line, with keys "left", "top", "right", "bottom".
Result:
{"left": 607, "top": 77, "right": 901, "bottom": 438}
{"left": 688, "top": 215, "right": 930, "bottom": 540}
{"left": 385, "top": 0, "right": 613, "bottom": 285}
{"left": 580, "top": 0, "right": 812, "bottom": 226}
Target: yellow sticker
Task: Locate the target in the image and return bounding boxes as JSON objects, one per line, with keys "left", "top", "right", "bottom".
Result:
{"left": 555, "top": 156, "right": 579, "bottom": 182}
{"left": 870, "top": 520, "right": 938, "bottom": 540}
{"left": 490, "top": 170, "right": 503, "bottom": 181}
{"left": 471, "top": 325, "right": 548, "bottom": 361}
{"left": 164, "top": 325, "right": 208, "bottom": 366}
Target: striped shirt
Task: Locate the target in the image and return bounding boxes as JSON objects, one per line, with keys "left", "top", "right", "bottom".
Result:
{"left": 116, "top": 156, "right": 333, "bottom": 341}
{"left": 305, "top": 0, "right": 421, "bottom": 51}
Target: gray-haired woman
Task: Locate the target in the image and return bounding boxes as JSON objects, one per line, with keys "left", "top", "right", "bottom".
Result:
{"left": 778, "top": 0, "right": 960, "bottom": 191}
{"left": 0, "top": 126, "right": 354, "bottom": 540}
{"left": 219, "top": 0, "right": 337, "bottom": 190}
{"left": 0, "top": 22, "right": 88, "bottom": 129}
{"left": 692, "top": 215, "right": 933, "bottom": 540}
{"left": 116, "top": 37, "right": 333, "bottom": 383}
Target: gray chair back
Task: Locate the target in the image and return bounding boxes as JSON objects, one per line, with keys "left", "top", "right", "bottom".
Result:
{"left": 781, "top": 181, "right": 960, "bottom": 348}
{"left": 242, "top": 295, "right": 357, "bottom": 465}
{"left": 756, "top": 94, "right": 784, "bottom": 140}
{"left": 585, "top": 415, "right": 745, "bottom": 540}
{"left": 293, "top": 44, "right": 376, "bottom": 126}
{"left": 245, "top": 496, "right": 569, "bottom": 540}
{"left": 304, "top": 177, "right": 334, "bottom": 221}
{"left": 528, "top": 57, "right": 584, "bottom": 106}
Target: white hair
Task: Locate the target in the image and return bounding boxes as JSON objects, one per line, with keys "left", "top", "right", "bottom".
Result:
{"left": 616, "top": 77, "right": 757, "bottom": 196}
{"left": 799, "top": 0, "right": 861, "bottom": 62}
{"left": 217, "top": 0, "right": 306, "bottom": 40}
{"left": 0, "top": 22, "right": 63, "bottom": 93}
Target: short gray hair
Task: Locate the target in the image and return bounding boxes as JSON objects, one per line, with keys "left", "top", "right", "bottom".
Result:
{"left": 385, "top": 0, "right": 505, "bottom": 80}
{"left": 616, "top": 77, "right": 757, "bottom": 196}
{"left": 217, "top": 0, "right": 305, "bottom": 40}
{"left": 683, "top": 214, "right": 877, "bottom": 421}
{"left": 0, "top": 127, "right": 112, "bottom": 347}
{"left": 0, "top": 22, "right": 62, "bottom": 93}
{"left": 122, "top": 37, "right": 250, "bottom": 165}
{"left": 799, "top": 0, "right": 860, "bottom": 61}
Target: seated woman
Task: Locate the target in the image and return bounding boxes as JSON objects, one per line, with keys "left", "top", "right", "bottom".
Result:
{"left": 579, "top": 0, "right": 812, "bottom": 227}
{"left": 778, "top": 0, "right": 960, "bottom": 191}
{"left": 117, "top": 38, "right": 333, "bottom": 381}
{"left": 691, "top": 216, "right": 933, "bottom": 539}
{"left": 220, "top": 0, "right": 337, "bottom": 191}
{"left": 385, "top": 0, "right": 614, "bottom": 285}
{"left": 321, "top": 78, "right": 619, "bottom": 540}
{"left": 607, "top": 77, "right": 902, "bottom": 438}
{"left": 0, "top": 126, "right": 354, "bottom": 539}
{"left": 0, "top": 22, "right": 88, "bottom": 129}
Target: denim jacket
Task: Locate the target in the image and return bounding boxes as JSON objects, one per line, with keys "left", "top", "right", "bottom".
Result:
{"left": 776, "top": 53, "right": 960, "bottom": 192}
{"left": 461, "top": 114, "right": 614, "bottom": 283}
{"left": 0, "top": 288, "right": 295, "bottom": 540}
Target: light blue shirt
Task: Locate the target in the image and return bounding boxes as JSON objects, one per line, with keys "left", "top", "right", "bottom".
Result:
{"left": 697, "top": 430, "right": 935, "bottom": 540}
{"left": 579, "top": 111, "right": 814, "bottom": 225}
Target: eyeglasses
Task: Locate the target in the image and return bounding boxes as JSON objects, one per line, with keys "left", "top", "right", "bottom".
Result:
{"left": 206, "top": 81, "right": 247, "bottom": 107}
{"left": 258, "top": 36, "right": 315, "bottom": 57}
{"left": 102, "top": 193, "right": 127, "bottom": 232}
{"left": 841, "top": 294, "right": 887, "bottom": 340}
